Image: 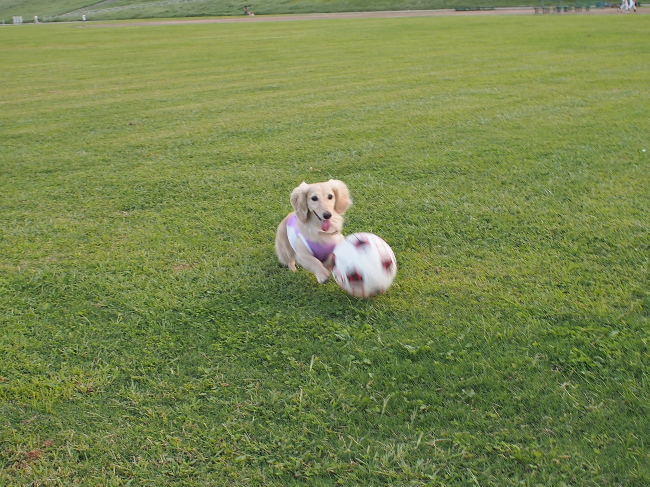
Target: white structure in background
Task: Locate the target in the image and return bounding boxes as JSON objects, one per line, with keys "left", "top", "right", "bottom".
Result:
{"left": 13, "top": 16, "right": 23, "bottom": 24}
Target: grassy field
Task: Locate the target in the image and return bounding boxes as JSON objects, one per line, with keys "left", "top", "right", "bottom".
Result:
{"left": 1, "top": 0, "right": 604, "bottom": 24}
{"left": 1, "top": 13, "right": 649, "bottom": 486}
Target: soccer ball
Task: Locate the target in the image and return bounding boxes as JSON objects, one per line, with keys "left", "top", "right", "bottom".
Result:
{"left": 332, "top": 233, "right": 397, "bottom": 297}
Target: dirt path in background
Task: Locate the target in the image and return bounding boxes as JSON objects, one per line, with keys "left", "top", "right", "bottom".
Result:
{"left": 86, "top": 7, "right": 647, "bottom": 27}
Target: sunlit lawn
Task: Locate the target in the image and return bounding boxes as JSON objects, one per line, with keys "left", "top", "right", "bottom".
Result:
{"left": 1, "top": 14, "right": 649, "bottom": 485}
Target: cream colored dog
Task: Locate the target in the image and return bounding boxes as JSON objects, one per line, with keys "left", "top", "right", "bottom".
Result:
{"left": 275, "top": 180, "right": 352, "bottom": 283}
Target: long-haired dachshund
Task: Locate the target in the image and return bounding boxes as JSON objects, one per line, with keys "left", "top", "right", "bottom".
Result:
{"left": 275, "top": 180, "right": 352, "bottom": 283}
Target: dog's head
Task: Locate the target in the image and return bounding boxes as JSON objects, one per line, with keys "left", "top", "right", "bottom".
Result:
{"left": 290, "top": 179, "right": 352, "bottom": 233}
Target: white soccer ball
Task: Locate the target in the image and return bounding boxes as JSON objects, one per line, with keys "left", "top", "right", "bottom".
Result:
{"left": 332, "top": 233, "right": 397, "bottom": 297}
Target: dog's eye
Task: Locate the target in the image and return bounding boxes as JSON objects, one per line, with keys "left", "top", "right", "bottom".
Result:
{"left": 328, "top": 194, "right": 334, "bottom": 200}
{"left": 311, "top": 195, "right": 318, "bottom": 201}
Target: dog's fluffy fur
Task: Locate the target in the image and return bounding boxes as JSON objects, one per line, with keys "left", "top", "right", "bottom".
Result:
{"left": 275, "top": 180, "right": 352, "bottom": 283}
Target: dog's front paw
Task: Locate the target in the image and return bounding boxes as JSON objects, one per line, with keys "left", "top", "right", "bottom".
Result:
{"left": 316, "top": 269, "right": 331, "bottom": 284}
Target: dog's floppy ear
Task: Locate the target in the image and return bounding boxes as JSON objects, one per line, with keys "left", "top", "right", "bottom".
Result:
{"left": 329, "top": 179, "right": 352, "bottom": 215}
{"left": 290, "top": 182, "right": 310, "bottom": 222}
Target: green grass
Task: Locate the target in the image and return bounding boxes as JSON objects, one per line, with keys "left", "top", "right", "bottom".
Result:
{"left": 1, "top": 14, "right": 649, "bottom": 486}
{"left": 2, "top": 0, "right": 589, "bottom": 24}
{"left": 0, "top": 0, "right": 96, "bottom": 21}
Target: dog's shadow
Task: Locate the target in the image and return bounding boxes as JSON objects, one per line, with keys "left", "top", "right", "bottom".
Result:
{"left": 202, "top": 253, "right": 390, "bottom": 344}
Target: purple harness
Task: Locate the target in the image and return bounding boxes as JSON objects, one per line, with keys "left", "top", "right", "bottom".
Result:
{"left": 286, "top": 213, "right": 336, "bottom": 262}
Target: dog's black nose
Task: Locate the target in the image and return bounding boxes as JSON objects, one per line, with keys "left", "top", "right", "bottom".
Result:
{"left": 323, "top": 211, "right": 332, "bottom": 220}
